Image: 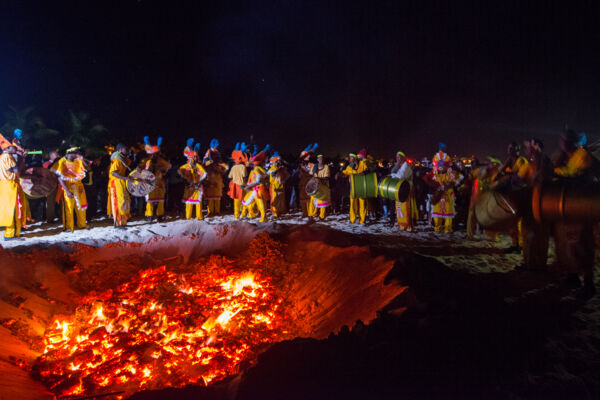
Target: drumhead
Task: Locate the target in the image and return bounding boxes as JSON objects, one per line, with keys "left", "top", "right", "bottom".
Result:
{"left": 20, "top": 167, "right": 58, "bottom": 198}
{"left": 127, "top": 169, "right": 157, "bottom": 197}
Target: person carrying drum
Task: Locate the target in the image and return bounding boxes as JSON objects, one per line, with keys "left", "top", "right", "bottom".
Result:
{"left": 52, "top": 147, "right": 90, "bottom": 231}
{"left": 0, "top": 144, "right": 26, "bottom": 240}
{"left": 228, "top": 142, "right": 249, "bottom": 220}
{"left": 268, "top": 152, "right": 290, "bottom": 218}
{"left": 141, "top": 136, "right": 171, "bottom": 222}
{"left": 241, "top": 146, "right": 270, "bottom": 222}
{"left": 298, "top": 143, "right": 318, "bottom": 218}
{"left": 108, "top": 143, "right": 133, "bottom": 229}
{"left": 390, "top": 151, "right": 416, "bottom": 231}
{"left": 341, "top": 153, "right": 359, "bottom": 223}
{"left": 353, "top": 149, "right": 370, "bottom": 224}
{"left": 178, "top": 139, "right": 207, "bottom": 220}
{"left": 308, "top": 154, "right": 331, "bottom": 221}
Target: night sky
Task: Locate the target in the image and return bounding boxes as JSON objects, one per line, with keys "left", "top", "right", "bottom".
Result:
{"left": 1, "top": 1, "right": 599, "bottom": 159}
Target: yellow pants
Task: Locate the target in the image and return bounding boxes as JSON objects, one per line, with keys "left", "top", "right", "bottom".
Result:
{"left": 3, "top": 207, "right": 22, "bottom": 239}
{"left": 300, "top": 199, "right": 309, "bottom": 217}
{"left": 207, "top": 199, "right": 221, "bottom": 216}
{"left": 349, "top": 197, "right": 358, "bottom": 223}
{"left": 233, "top": 199, "right": 242, "bottom": 219}
{"left": 241, "top": 201, "right": 256, "bottom": 219}
{"left": 308, "top": 197, "right": 326, "bottom": 220}
{"left": 145, "top": 201, "right": 164, "bottom": 217}
{"left": 185, "top": 203, "right": 203, "bottom": 220}
{"left": 434, "top": 217, "right": 453, "bottom": 233}
{"left": 62, "top": 196, "right": 87, "bottom": 230}
{"left": 256, "top": 198, "right": 267, "bottom": 222}
{"left": 358, "top": 198, "right": 368, "bottom": 224}
{"left": 307, "top": 199, "right": 315, "bottom": 218}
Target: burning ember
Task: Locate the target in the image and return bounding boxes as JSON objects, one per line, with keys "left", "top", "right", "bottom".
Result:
{"left": 35, "top": 258, "right": 289, "bottom": 398}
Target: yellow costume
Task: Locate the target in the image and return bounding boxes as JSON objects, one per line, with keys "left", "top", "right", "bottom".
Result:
{"left": 204, "top": 163, "right": 226, "bottom": 216}
{"left": 0, "top": 153, "right": 25, "bottom": 239}
{"left": 342, "top": 163, "right": 359, "bottom": 223}
{"left": 354, "top": 159, "right": 369, "bottom": 224}
{"left": 178, "top": 162, "right": 207, "bottom": 220}
{"left": 268, "top": 165, "right": 289, "bottom": 217}
{"left": 241, "top": 165, "right": 269, "bottom": 222}
{"left": 431, "top": 170, "right": 459, "bottom": 233}
{"left": 228, "top": 163, "right": 248, "bottom": 219}
{"left": 107, "top": 154, "right": 131, "bottom": 227}
{"left": 141, "top": 156, "right": 171, "bottom": 218}
{"left": 52, "top": 157, "right": 88, "bottom": 230}
{"left": 308, "top": 164, "right": 330, "bottom": 220}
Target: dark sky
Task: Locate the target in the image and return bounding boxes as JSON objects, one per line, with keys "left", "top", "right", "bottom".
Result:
{"left": 1, "top": 1, "right": 599, "bottom": 159}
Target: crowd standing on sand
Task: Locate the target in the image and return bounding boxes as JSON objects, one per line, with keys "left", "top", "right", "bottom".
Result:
{"left": 0, "top": 129, "right": 599, "bottom": 298}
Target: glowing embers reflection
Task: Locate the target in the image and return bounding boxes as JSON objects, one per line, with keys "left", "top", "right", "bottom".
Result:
{"left": 36, "top": 260, "right": 289, "bottom": 397}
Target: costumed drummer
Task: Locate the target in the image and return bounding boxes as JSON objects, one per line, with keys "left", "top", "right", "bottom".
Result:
{"left": 425, "top": 160, "right": 461, "bottom": 233}
{"left": 0, "top": 144, "right": 26, "bottom": 240}
{"left": 241, "top": 146, "right": 270, "bottom": 222}
{"left": 308, "top": 154, "right": 331, "bottom": 221}
{"left": 354, "top": 148, "right": 370, "bottom": 224}
{"left": 268, "top": 152, "right": 290, "bottom": 218}
{"left": 390, "top": 151, "right": 416, "bottom": 231}
{"left": 228, "top": 142, "right": 249, "bottom": 220}
{"left": 141, "top": 136, "right": 171, "bottom": 222}
{"left": 203, "top": 139, "right": 227, "bottom": 216}
{"left": 341, "top": 153, "right": 359, "bottom": 224}
{"left": 178, "top": 139, "right": 206, "bottom": 220}
{"left": 107, "top": 143, "right": 133, "bottom": 229}
{"left": 298, "top": 143, "right": 318, "bottom": 218}
{"left": 52, "top": 147, "right": 90, "bottom": 231}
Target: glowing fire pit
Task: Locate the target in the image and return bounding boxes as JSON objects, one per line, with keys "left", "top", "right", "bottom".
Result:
{"left": 35, "top": 260, "right": 290, "bottom": 398}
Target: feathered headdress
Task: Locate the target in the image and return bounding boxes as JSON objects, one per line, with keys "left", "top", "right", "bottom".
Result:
{"left": 251, "top": 144, "right": 270, "bottom": 165}
{"left": 183, "top": 138, "right": 201, "bottom": 160}
{"left": 144, "top": 136, "right": 162, "bottom": 154}
{"left": 231, "top": 142, "right": 249, "bottom": 164}
{"left": 299, "top": 142, "right": 318, "bottom": 160}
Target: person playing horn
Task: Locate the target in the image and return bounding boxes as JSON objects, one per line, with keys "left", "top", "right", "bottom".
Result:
{"left": 0, "top": 144, "right": 26, "bottom": 240}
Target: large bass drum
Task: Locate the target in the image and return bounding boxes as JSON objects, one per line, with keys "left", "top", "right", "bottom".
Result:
{"left": 20, "top": 167, "right": 58, "bottom": 199}
{"left": 474, "top": 190, "right": 518, "bottom": 231}
{"left": 127, "top": 169, "right": 156, "bottom": 197}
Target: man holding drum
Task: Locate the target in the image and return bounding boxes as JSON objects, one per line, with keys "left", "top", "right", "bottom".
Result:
{"left": 178, "top": 140, "right": 207, "bottom": 220}
{"left": 108, "top": 143, "right": 134, "bottom": 229}
{"left": 52, "top": 147, "right": 90, "bottom": 231}
{"left": 308, "top": 154, "right": 331, "bottom": 221}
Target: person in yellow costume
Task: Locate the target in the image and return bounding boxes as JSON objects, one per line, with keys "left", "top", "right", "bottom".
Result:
{"left": 267, "top": 152, "right": 289, "bottom": 218}
{"left": 354, "top": 148, "right": 370, "bottom": 224}
{"left": 178, "top": 140, "right": 206, "bottom": 220}
{"left": 390, "top": 151, "right": 417, "bottom": 231}
{"left": 432, "top": 142, "right": 451, "bottom": 173}
{"left": 52, "top": 147, "right": 89, "bottom": 231}
{"left": 228, "top": 142, "right": 249, "bottom": 219}
{"left": 341, "top": 153, "right": 359, "bottom": 223}
{"left": 203, "top": 138, "right": 227, "bottom": 216}
{"left": 553, "top": 131, "right": 596, "bottom": 298}
{"left": 298, "top": 143, "right": 318, "bottom": 218}
{"left": 0, "top": 145, "right": 25, "bottom": 240}
{"left": 241, "top": 146, "right": 270, "bottom": 222}
{"left": 107, "top": 143, "right": 133, "bottom": 229}
{"left": 430, "top": 160, "right": 461, "bottom": 233}
{"left": 141, "top": 136, "right": 171, "bottom": 221}
{"left": 308, "top": 154, "right": 331, "bottom": 220}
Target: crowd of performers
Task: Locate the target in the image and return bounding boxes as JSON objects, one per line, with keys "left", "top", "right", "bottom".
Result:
{"left": 0, "top": 129, "right": 598, "bottom": 297}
